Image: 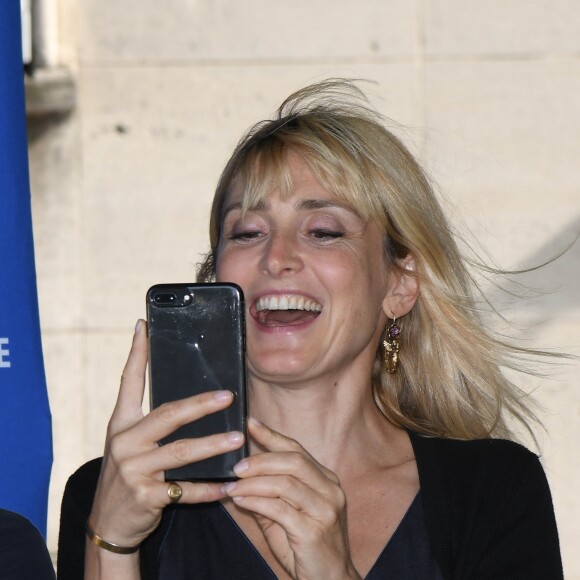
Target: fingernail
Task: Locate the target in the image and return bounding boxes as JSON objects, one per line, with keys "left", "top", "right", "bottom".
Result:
{"left": 135, "top": 319, "right": 143, "bottom": 333}
{"left": 227, "top": 431, "right": 244, "bottom": 445}
{"left": 248, "top": 416, "right": 262, "bottom": 427}
{"left": 213, "top": 390, "right": 233, "bottom": 402}
{"left": 222, "top": 482, "right": 237, "bottom": 494}
{"left": 233, "top": 459, "right": 248, "bottom": 475}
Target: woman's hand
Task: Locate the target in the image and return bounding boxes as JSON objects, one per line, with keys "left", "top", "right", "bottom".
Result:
{"left": 223, "top": 418, "right": 361, "bottom": 580}
{"left": 87, "top": 319, "right": 246, "bottom": 549}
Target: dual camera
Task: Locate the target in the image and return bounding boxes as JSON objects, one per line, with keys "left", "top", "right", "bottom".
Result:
{"left": 150, "top": 288, "right": 192, "bottom": 308}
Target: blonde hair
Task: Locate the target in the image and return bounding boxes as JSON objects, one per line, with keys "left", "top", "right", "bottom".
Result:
{"left": 197, "top": 79, "right": 540, "bottom": 441}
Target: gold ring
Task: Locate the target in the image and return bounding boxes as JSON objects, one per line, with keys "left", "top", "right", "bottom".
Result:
{"left": 167, "top": 482, "right": 183, "bottom": 504}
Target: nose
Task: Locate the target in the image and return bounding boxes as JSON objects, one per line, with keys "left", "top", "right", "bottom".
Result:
{"left": 259, "top": 229, "right": 303, "bottom": 277}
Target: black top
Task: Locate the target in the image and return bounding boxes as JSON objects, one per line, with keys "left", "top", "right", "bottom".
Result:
{"left": 57, "top": 431, "right": 563, "bottom": 579}
{"left": 157, "top": 492, "right": 443, "bottom": 579}
{"left": 0, "top": 508, "right": 55, "bottom": 580}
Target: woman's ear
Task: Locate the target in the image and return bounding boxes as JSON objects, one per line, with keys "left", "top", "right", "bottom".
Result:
{"left": 382, "top": 254, "right": 419, "bottom": 319}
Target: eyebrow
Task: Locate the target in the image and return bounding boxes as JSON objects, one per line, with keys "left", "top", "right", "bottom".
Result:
{"left": 222, "top": 198, "right": 361, "bottom": 219}
{"left": 297, "top": 199, "right": 353, "bottom": 212}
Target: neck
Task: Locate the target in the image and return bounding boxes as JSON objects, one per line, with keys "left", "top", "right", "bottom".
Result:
{"left": 246, "top": 371, "right": 404, "bottom": 475}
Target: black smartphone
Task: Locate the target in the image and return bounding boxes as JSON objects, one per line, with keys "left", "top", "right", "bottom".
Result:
{"left": 147, "top": 282, "right": 248, "bottom": 481}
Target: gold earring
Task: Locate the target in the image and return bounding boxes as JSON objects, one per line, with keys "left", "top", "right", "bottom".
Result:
{"left": 383, "top": 318, "right": 401, "bottom": 374}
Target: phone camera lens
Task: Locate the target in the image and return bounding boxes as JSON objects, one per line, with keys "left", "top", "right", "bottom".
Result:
{"left": 153, "top": 292, "right": 177, "bottom": 305}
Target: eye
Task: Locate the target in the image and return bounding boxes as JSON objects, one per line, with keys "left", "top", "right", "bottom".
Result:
{"left": 228, "top": 230, "right": 264, "bottom": 242}
{"left": 309, "top": 228, "right": 345, "bottom": 241}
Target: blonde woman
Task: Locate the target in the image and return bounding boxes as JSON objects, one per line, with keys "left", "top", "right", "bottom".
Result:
{"left": 58, "top": 80, "right": 562, "bottom": 579}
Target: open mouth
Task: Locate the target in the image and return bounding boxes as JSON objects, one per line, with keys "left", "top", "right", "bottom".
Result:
{"left": 254, "top": 294, "right": 322, "bottom": 327}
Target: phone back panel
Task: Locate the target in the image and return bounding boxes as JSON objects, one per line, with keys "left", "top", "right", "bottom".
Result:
{"left": 147, "top": 283, "right": 247, "bottom": 481}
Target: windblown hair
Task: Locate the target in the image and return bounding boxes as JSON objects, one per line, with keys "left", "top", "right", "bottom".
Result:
{"left": 197, "top": 78, "right": 540, "bottom": 441}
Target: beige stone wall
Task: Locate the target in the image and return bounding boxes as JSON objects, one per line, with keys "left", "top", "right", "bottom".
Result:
{"left": 29, "top": 0, "right": 579, "bottom": 573}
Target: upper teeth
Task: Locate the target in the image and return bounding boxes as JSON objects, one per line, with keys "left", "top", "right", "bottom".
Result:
{"left": 256, "top": 295, "right": 323, "bottom": 312}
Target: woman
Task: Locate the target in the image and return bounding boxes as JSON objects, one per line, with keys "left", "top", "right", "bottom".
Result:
{"left": 58, "top": 80, "right": 562, "bottom": 579}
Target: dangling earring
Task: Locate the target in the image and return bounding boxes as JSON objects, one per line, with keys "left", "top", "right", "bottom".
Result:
{"left": 383, "top": 318, "right": 401, "bottom": 374}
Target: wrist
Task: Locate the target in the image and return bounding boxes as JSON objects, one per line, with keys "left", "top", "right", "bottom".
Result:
{"left": 85, "top": 537, "right": 140, "bottom": 579}
{"left": 86, "top": 522, "right": 141, "bottom": 554}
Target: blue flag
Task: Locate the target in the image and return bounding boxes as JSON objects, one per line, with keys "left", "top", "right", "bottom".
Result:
{"left": 0, "top": 0, "right": 53, "bottom": 537}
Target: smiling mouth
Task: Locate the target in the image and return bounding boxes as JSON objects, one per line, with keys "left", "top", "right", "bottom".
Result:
{"left": 254, "top": 294, "right": 323, "bottom": 327}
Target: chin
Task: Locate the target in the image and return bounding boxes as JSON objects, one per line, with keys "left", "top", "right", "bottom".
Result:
{"left": 247, "top": 353, "right": 314, "bottom": 383}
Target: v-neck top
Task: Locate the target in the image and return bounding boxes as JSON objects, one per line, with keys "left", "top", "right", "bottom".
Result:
{"left": 156, "top": 491, "right": 443, "bottom": 579}
{"left": 57, "top": 433, "right": 563, "bottom": 579}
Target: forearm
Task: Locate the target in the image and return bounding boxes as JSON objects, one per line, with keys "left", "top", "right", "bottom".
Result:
{"left": 85, "top": 540, "right": 141, "bottom": 580}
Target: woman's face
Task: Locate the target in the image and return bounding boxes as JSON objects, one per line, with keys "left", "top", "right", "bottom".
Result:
{"left": 215, "top": 153, "right": 392, "bottom": 386}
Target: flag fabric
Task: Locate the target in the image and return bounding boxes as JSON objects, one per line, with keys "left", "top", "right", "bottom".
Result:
{"left": 0, "top": 0, "right": 53, "bottom": 537}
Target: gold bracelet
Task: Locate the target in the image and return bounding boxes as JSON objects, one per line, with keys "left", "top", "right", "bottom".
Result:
{"left": 85, "top": 524, "right": 139, "bottom": 555}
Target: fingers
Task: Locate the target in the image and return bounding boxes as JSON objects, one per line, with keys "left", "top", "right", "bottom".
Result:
{"left": 222, "top": 466, "right": 347, "bottom": 561}
{"left": 139, "top": 479, "right": 229, "bottom": 510}
{"left": 230, "top": 495, "right": 307, "bottom": 536}
{"left": 224, "top": 464, "right": 345, "bottom": 523}
{"left": 241, "top": 417, "right": 339, "bottom": 484}
{"left": 223, "top": 418, "right": 345, "bottom": 522}
{"left": 107, "top": 389, "right": 244, "bottom": 480}
{"left": 133, "top": 429, "right": 245, "bottom": 474}
{"left": 108, "top": 319, "right": 149, "bottom": 435}
{"left": 246, "top": 416, "right": 295, "bottom": 452}
{"left": 127, "top": 389, "right": 238, "bottom": 445}
{"left": 224, "top": 474, "right": 333, "bottom": 515}
{"left": 233, "top": 450, "right": 334, "bottom": 489}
